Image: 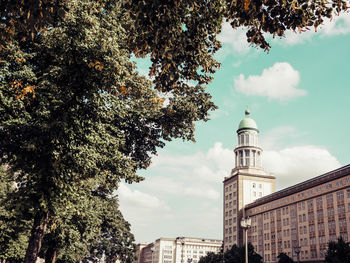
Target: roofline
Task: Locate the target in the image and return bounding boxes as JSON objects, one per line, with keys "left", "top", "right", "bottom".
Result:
{"left": 223, "top": 171, "right": 275, "bottom": 183}
{"left": 245, "top": 164, "right": 350, "bottom": 209}
{"left": 237, "top": 127, "right": 259, "bottom": 133}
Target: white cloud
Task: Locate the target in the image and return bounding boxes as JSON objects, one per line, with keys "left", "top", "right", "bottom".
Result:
{"left": 118, "top": 142, "right": 233, "bottom": 242}
{"left": 322, "top": 12, "right": 350, "bottom": 36}
{"left": 263, "top": 146, "right": 341, "bottom": 190}
{"left": 217, "top": 12, "right": 350, "bottom": 53}
{"left": 274, "top": 12, "right": 350, "bottom": 45}
{"left": 217, "top": 22, "right": 251, "bottom": 55}
{"left": 119, "top": 138, "right": 341, "bottom": 242}
{"left": 118, "top": 183, "right": 169, "bottom": 210}
{"left": 260, "top": 125, "right": 307, "bottom": 150}
{"left": 234, "top": 62, "right": 307, "bottom": 101}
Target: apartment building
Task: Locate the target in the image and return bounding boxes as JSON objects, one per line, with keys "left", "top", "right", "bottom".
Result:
{"left": 135, "top": 237, "right": 222, "bottom": 263}
{"left": 223, "top": 108, "right": 350, "bottom": 262}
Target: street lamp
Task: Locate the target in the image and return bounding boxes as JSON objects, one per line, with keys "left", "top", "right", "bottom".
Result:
{"left": 293, "top": 246, "right": 301, "bottom": 263}
{"left": 151, "top": 247, "right": 155, "bottom": 263}
{"left": 241, "top": 217, "right": 252, "bottom": 263}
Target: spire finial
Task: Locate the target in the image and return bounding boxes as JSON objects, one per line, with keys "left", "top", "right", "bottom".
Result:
{"left": 245, "top": 105, "right": 250, "bottom": 116}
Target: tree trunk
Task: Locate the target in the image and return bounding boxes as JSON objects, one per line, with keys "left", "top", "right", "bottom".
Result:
{"left": 45, "top": 242, "right": 58, "bottom": 263}
{"left": 23, "top": 211, "right": 49, "bottom": 263}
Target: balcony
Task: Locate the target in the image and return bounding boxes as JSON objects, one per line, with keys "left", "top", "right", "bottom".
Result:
{"left": 337, "top": 199, "right": 345, "bottom": 205}
{"left": 309, "top": 232, "right": 316, "bottom": 238}
{"left": 327, "top": 215, "right": 335, "bottom": 221}
{"left": 329, "top": 228, "right": 336, "bottom": 234}
{"left": 316, "top": 205, "right": 323, "bottom": 211}
{"left": 338, "top": 213, "right": 346, "bottom": 219}
{"left": 327, "top": 202, "right": 334, "bottom": 208}
{"left": 340, "top": 227, "right": 348, "bottom": 232}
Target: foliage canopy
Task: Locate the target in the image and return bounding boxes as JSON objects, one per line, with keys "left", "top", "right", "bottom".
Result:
{"left": 1, "top": 0, "right": 350, "bottom": 262}
{"left": 198, "top": 243, "right": 262, "bottom": 263}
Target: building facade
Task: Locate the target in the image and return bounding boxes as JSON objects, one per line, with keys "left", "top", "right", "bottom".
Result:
{"left": 223, "top": 108, "right": 350, "bottom": 263}
{"left": 245, "top": 165, "right": 350, "bottom": 262}
{"left": 223, "top": 109, "right": 276, "bottom": 250}
{"left": 135, "top": 237, "right": 222, "bottom": 263}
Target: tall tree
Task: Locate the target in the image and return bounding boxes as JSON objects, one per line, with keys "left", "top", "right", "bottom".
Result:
{"left": 1, "top": 0, "right": 350, "bottom": 262}
{"left": 0, "top": 0, "right": 215, "bottom": 262}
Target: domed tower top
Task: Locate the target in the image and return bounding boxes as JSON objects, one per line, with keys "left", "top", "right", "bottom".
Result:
{"left": 234, "top": 108, "right": 263, "bottom": 170}
{"left": 237, "top": 108, "right": 258, "bottom": 133}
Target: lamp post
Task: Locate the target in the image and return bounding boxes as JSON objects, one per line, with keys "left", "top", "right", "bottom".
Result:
{"left": 240, "top": 217, "right": 252, "bottom": 263}
{"left": 293, "top": 246, "right": 301, "bottom": 263}
{"left": 151, "top": 247, "right": 155, "bottom": 263}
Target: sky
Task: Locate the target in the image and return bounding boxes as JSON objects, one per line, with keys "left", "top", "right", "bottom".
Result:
{"left": 119, "top": 12, "right": 350, "bottom": 244}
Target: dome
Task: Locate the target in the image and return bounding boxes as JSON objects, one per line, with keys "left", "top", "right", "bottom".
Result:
{"left": 237, "top": 109, "right": 258, "bottom": 131}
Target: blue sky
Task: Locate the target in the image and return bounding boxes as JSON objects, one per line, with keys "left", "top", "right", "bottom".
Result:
{"left": 119, "top": 12, "right": 350, "bottom": 243}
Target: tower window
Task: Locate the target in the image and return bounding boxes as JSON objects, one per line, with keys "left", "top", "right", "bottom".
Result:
{"left": 245, "top": 150, "right": 250, "bottom": 166}
{"left": 239, "top": 151, "right": 244, "bottom": 166}
{"left": 246, "top": 134, "right": 249, "bottom": 144}
{"left": 241, "top": 134, "right": 245, "bottom": 144}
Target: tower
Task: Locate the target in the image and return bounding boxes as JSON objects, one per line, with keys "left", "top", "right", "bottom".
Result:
{"left": 223, "top": 109, "right": 275, "bottom": 250}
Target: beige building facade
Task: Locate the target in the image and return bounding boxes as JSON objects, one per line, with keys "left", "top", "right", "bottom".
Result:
{"left": 223, "top": 109, "right": 350, "bottom": 263}
{"left": 245, "top": 165, "right": 350, "bottom": 262}
{"left": 135, "top": 237, "right": 222, "bottom": 263}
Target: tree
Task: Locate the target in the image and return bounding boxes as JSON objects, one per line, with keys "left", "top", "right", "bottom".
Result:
{"left": 325, "top": 237, "right": 350, "bottom": 263}
{"left": 199, "top": 243, "right": 262, "bottom": 263}
{"left": 0, "top": 0, "right": 215, "bottom": 262}
{"left": 198, "top": 251, "right": 223, "bottom": 263}
{"left": 224, "top": 244, "right": 262, "bottom": 263}
{"left": 84, "top": 195, "right": 136, "bottom": 263}
{"left": 0, "top": 166, "right": 32, "bottom": 263}
{"left": 1, "top": 0, "right": 349, "bottom": 92}
{"left": 277, "top": 252, "right": 294, "bottom": 263}
{"left": 2, "top": 0, "right": 350, "bottom": 262}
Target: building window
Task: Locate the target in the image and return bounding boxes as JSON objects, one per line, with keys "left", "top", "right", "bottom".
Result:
{"left": 308, "top": 213, "right": 314, "bottom": 220}
{"left": 337, "top": 191, "right": 344, "bottom": 201}
{"left": 239, "top": 151, "right": 244, "bottom": 166}
{"left": 245, "top": 150, "right": 250, "bottom": 166}
{"left": 326, "top": 194, "right": 334, "bottom": 203}
{"left": 338, "top": 205, "right": 346, "bottom": 214}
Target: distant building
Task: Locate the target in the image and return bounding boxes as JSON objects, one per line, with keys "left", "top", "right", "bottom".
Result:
{"left": 223, "top": 109, "right": 350, "bottom": 263}
{"left": 135, "top": 237, "right": 222, "bottom": 263}
{"left": 134, "top": 243, "right": 149, "bottom": 263}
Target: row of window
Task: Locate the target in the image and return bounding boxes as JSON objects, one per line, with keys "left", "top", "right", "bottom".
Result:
{"left": 250, "top": 180, "right": 350, "bottom": 215}
{"left": 224, "top": 208, "right": 237, "bottom": 217}
{"left": 224, "top": 217, "right": 237, "bottom": 226}
{"left": 236, "top": 149, "right": 261, "bottom": 167}
{"left": 224, "top": 182, "right": 237, "bottom": 193}
{"left": 224, "top": 192, "right": 237, "bottom": 201}
{"left": 238, "top": 132, "right": 258, "bottom": 146}
{"left": 255, "top": 190, "right": 350, "bottom": 223}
